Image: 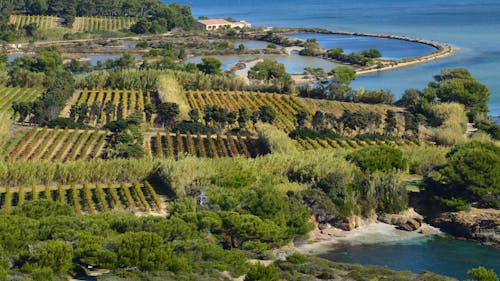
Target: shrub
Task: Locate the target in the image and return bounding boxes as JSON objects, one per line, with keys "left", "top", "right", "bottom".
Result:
{"left": 245, "top": 263, "right": 279, "bottom": 281}
{"left": 347, "top": 146, "right": 407, "bottom": 172}
{"left": 286, "top": 253, "right": 308, "bottom": 264}
{"left": 424, "top": 141, "right": 500, "bottom": 210}
{"left": 466, "top": 266, "right": 499, "bottom": 281}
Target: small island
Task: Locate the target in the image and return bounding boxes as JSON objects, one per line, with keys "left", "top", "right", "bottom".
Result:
{"left": 0, "top": 1, "right": 498, "bottom": 281}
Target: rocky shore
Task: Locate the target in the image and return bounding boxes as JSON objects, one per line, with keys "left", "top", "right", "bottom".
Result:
{"left": 430, "top": 208, "right": 500, "bottom": 248}
{"left": 292, "top": 208, "right": 442, "bottom": 255}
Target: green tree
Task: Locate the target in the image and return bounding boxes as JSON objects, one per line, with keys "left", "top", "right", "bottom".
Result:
{"left": 197, "top": 57, "right": 222, "bottom": 75}
{"left": 295, "top": 109, "right": 309, "bottom": 128}
{"left": 117, "top": 232, "right": 168, "bottom": 271}
{"left": 31, "top": 240, "right": 73, "bottom": 273}
{"left": 424, "top": 141, "right": 500, "bottom": 210}
{"left": 249, "top": 60, "right": 289, "bottom": 82}
{"left": 258, "top": 105, "right": 277, "bottom": 124}
{"left": 384, "top": 109, "right": 397, "bottom": 135}
{"left": 426, "top": 68, "right": 490, "bottom": 116}
{"left": 329, "top": 66, "right": 356, "bottom": 100}
{"left": 156, "top": 102, "right": 180, "bottom": 128}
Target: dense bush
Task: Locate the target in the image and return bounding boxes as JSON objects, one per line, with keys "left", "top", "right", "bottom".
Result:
{"left": 289, "top": 128, "right": 341, "bottom": 140}
{"left": 424, "top": 141, "right": 500, "bottom": 210}
{"left": 346, "top": 146, "right": 407, "bottom": 172}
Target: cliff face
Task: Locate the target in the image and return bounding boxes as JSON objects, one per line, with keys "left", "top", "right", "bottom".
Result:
{"left": 430, "top": 208, "right": 500, "bottom": 248}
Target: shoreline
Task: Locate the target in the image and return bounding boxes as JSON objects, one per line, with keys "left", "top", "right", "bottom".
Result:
{"left": 6, "top": 27, "right": 457, "bottom": 82}
{"left": 293, "top": 222, "right": 442, "bottom": 256}
{"left": 278, "top": 28, "right": 457, "bottom": 81}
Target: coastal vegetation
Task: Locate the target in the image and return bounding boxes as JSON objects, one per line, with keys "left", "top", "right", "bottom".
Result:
{"left": 0, "top": 0, "right": 194, "bottom": 41}
{"left": 0, "top": 0, "right": 498, "bottom": 279}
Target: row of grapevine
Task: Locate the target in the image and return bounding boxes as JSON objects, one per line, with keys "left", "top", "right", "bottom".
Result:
{"left": 9, "top": 15, "right": 136, "bottom": 32}
{"left": 0, "top": 86, "right": 41, "bottom": 115}
{"left": 9, "top": 127, "right": 110, "bottom": 162}
{"left": 185, "top": 90, "right": 310, "bottom": 132}
{"left": 296, "top": 137, "right": 424, "bottom": 150}
{"left": 9, "top": 15, "right": 59, "bottom": 30}
{"left": 0, "top": 182, "right": 162, "bottom": 214}
{"left": 74, "top": 89, "right": 148, "bottom": 125}
{"left": 148, "top": 132, "right": 262, "bottom": 159}
{"left": 72, "top": 16, "right": 137, "bottom": 32}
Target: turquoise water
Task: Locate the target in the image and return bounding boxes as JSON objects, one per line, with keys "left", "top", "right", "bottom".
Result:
{"left": 287, "top": 32, "right": 437, "bottom": 59}
{"left": 320, "top": 236, "right": 500, "bottom": 280}
{"left": 171, "top": 0, "right": 500, "bottom": 116}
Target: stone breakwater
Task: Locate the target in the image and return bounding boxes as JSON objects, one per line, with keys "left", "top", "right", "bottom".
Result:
{"left": 280, "top": 28, "right": 456, "bottom": 76}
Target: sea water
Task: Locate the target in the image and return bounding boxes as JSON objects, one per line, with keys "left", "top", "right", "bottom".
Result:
{"left": 320, "top": 236, "right": 500, "bottom": 280}
{"left": 171, "top": 0, "right": 500, "bottom": 117}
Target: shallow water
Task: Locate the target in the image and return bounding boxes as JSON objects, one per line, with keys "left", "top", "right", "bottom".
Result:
{"left": 232, "top": 40, "right": 274, "bottom": 49}
{"left": 186, "top": 52, "right": 338, "bottom": 74}
{"left": 287, "top": 32, "right": 437, "bottom": 59}
{"left": 172, "top": 0, "right": 500, "bottom": 116}
{"left": 320, "top": 236, "right": 500, "bottom": 280}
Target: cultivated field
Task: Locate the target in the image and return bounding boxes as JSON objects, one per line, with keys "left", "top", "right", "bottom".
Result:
{"left": 295, "top": 137, "right": 424, "bottom": 150}
{"left": 0, "top": 86, "right": 42, "bottom": 115}
{"left": 0, "top": 181, "right": 163, "bottom": 215}
{"left": 71, "top": 16, "right": 137, "bottom": 33}
{"left": 9, "top": 15, "right": 136, "bottom": 33}
{"left": 8, "top": 127, "right": 110, "bottom": 162}
{"left": 186, "top": 90, "right": 312, "bottom": 132}
{"left": 145, "top": 131, "right": 262, "bottom": 158}
{"left": 70, "top": 88, "right": 152, "bottom": 125}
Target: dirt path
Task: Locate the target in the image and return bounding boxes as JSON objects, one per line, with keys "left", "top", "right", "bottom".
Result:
{"left": 234, "top": 59, "right": 263, "bottom": 84}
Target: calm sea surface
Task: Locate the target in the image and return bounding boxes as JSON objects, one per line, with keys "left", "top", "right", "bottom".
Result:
{"left": 320, "top": 236, "right": 500, "bottom": 280}
{"left": 170, "top": 0, "right": 500, "bottom": 117}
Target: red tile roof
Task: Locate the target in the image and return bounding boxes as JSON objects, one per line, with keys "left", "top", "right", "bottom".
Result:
{"left": 198, "top": 19, "right": 232, "bottom": 25}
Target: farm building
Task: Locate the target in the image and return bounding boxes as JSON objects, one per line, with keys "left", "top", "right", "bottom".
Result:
{"left": 197, "top": 19, "right": 251, "bottom": 30}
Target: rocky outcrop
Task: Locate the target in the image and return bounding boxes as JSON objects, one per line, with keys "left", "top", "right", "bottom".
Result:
{"left": 430, "top": 208, "right": 500, "bottom": 247}
{"left": 378, "top": 208, "right": 424, "bottom": 231}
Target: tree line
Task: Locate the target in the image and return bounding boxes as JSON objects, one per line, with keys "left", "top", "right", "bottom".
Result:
{"left": 0, "top": 0, "right": 195, "bottom": 36}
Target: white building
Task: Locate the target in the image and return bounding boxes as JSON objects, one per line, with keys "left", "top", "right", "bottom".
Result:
{"left": 197, "top": 19, "right": 251, "bottom": 31}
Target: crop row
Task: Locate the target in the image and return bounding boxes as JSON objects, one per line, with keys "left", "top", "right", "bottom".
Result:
{"left": 72, "top": 16, "right": 137, "bottom": 32}
{"left": 146, "top": 132, "right": 261, "bottom": 159}
{"left": 0, "top": 86, "right": 41, "bottom": 116}
{"left": 9, "top": 15, "right": 59, "bottom": 30}
{"left": 296, "top": 137, "right": 424, "bottom": 150}
{"left": 0, "top": 182, "right": 162, "bottom": 215}
{"left": 75, "top": 89, "right": 151, "bottom": 125}
{"left": 9, "top": 127, "right": 110, "bottom": 162}
{"left": 185, "top": 90, "right": 311, "bottom": 132}
{"left": 9, "top": 15, "right": 136, "bottom": 32}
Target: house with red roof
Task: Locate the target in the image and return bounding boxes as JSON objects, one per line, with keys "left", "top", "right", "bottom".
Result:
{"left": 197, "top": 19, "right": 252, "bottom": 30}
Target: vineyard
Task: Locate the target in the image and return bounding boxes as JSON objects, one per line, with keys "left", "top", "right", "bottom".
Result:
{"left": 9, "top": 15, "right": 59, "bottom": 30}
{"left": 295, "top": 137, "right": 424, "bottom": 150}
{"left": 302, "top": 97, "right": 402, "bottom": 118}
{"left": 9, "top": 15, "right": 136, "bottom": 33}
{"left": 0, "top": 86, "right": 42, "bottom": 115}
{"left": 8, "top": 127, "right": 110, "bottom": 162}
{"left": 71, "top": 88, "right": 152, "bottom": 125}
{"left": 146, "top": 132, "right": 263, "bottom": 159}
{"left": 185, "top": 90, "right": 312, "bottom": 132}
{"left": 72, "top": 16, "right": 137, "bottom": 33}
{"left": 0, "top": 181, "right": 163, "bottom": 215}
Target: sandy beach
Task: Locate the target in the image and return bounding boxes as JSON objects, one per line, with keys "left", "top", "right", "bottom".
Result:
{"left": 295, "top": 222, "right": 442, "bottom": 255}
